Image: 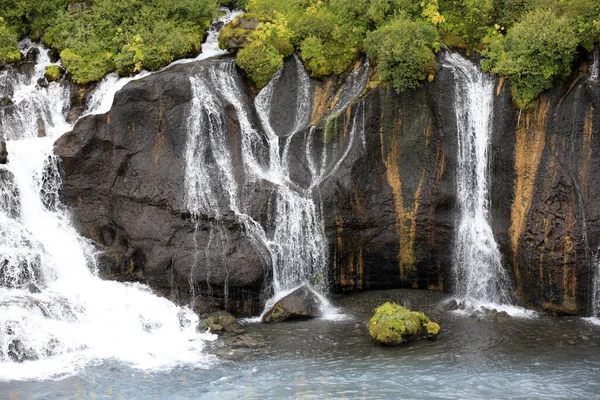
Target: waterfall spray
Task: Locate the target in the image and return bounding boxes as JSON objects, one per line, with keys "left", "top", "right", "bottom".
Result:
{"left": 444, "top": 52, "right": 512, "bottom": 306}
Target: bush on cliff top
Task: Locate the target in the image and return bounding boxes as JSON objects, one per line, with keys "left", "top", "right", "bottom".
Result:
{"left": 0, "top": 17, "right": 21, "bottom": 64}
{"left": 0, "top": 0, "right": 221, "bottom": 83}
{"left": 222, "top": 0, "right": 599, "bottom": 108}
{"left": 481, "top": 8, "right": 581, "bottom": 110}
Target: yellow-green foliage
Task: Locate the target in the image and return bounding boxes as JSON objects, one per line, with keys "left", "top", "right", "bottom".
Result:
{"left": 44, "top": 64, "right": 63, "bottom": 82}
{"left": 0, "top": 17, "right": 21, "bottom": 64}
{"left": 481, "top": 8, "right": 581, "bottom": 110}
{"left": 369, "top": 302, "right": 439, "bottom": 345}
{"left": 220, "top": 12, "right": 294, "bottom": 88}
{"left": 425, "top": 321, "right": 440, "bottom": 335}
{"left": 365, "top": 14, "right": 439, "bottom": 92}
{"left": 237, "top": 40, "right": 284, "bottom": 88}
{"left": 1, "top": 0, "right": 220, "bottom": 84}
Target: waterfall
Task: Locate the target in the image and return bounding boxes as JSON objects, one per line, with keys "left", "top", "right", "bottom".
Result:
{"left": 444, "top": 53, "right": 512, "bottom": 306}
{"left": 591, "top": 45, "right": 599, "bottom": 82}
{"left": 0, "top": 45, "right": 217, "bottom": 380}
{"left": 183, "top": 57, "right": 367, "bottom": 318}
{"left": 184, "top": 61, "right": 330, "bottom": 308}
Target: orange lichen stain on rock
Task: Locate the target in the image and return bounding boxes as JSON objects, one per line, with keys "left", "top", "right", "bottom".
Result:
{"left": 310, "top": 79, "right": 334, "bottom": 125}
{"left": 382, "top": 122, "right": 421, "bottom": 280}
{"left": 153, "top": 101, "right": 166, "bottom": 166}
{"left": 509, "top": 97, "right": 550, "bottom": 269}
{"left": 424, "top": 123, "right": 432, "bottom": 149}
{"left": 579, "top": 108, "right": 594, "bottom": 198}
{"left": 496, "top": 77, "right": 505, "bottom": 96}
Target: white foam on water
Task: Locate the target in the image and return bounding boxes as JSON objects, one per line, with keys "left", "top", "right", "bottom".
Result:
{"left": 0, "top": 39, "right": 219, "bottom": 382}
{"left": 443, "top": 52, "right": 513, "bottom": 309}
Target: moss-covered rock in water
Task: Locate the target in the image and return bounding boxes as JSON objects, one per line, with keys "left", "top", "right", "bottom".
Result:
{"left": 369, "top": 302, "right": 440, "bottom": 345}
{"left": 44, "top": 65, "right": 64, "bottom": 82}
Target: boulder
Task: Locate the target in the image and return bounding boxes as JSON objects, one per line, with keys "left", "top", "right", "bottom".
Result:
{"left": 369, "top": 302, "right": 440, "bottom": 345}
{"left": 262, "top": 285, "right": 323, "bottom": 323}
{"left": 0, "top": 97, "right": 12, "bottom": 106}
{"left": 37, "top": 78, "right": 48, "bottom": 88}
{"left": 0, "top": 141, "right": 7, "bottom": 164}
{"left": 25, "top": 48, "right": 40, "bottom": 63}
{"left": 198, "top": 311, "right": 244, "bottom": 334}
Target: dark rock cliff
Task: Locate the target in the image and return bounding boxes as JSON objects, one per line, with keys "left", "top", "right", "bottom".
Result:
{"left": 55, "top": 52, "right": 600, "bottom": 316}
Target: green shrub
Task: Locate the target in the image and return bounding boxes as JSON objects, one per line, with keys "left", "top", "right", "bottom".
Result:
{"left": 365, "top": 15, "right": 439, "bottom": 92}
{"left": 44, "top": 64, "right": 63, "bottom": 81}
{"left": 0, "top": 17, "right": 21, "bottom": 64}
{"left": 236, "top": 40, "right": 283, "bottom": 88}
{"left": 481, "top": 8, "right": 579, "bottom": 109}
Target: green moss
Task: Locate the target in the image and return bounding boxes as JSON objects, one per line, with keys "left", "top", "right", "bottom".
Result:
{"left": 369, "top": 302, "right": 440, "bottom": 345}
{"left": 236, "top": 40, "right": 283, "bottom": 88}
{"left": 425, "top": 321, "right": 440, "bottom": 336}
{"left": 44, "top": 65, "right": 63, "bottom": 82}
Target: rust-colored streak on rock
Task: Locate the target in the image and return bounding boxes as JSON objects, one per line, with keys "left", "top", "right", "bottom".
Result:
{"left": 496, "top": 77, "right": 505, "bottom": 96}
{"left": 510, "top": 97, "right": 550, "bottom": 261}
{"left": 310, "top": 79, "right": 334, "bottom": 125}
{"left": 153, "top": 102, "right": 166, "bottom": 166}
{"left": 382, "top": 116, "right": 421, "bottom": 280}
{"left": 579, "top": 108, "right": 594, "bottom": 198}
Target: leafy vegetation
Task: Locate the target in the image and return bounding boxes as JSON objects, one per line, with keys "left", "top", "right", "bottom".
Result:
{"left": 0, "top": 17, "right": 21, "bottom": 63}
{"left": 0, "top": 0, "right": 597, "bottom": 107}
{"left": 364, "top": 14, "right": 439, "bottom": 92}
{"left": 222, "top": 0, "right": 600, "bottom": 107}
{"left": 44, "top": 64, "right": 63, "bottom": 82}
{"left": 481, "top": 9, "right": 580, "bottom": 109}
{"left": 0, "top": 0, "right": 221, "bottom": 83}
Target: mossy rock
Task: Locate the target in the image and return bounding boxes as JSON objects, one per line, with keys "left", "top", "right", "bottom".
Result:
{"left": 218, "top": 13, "right": 267, "bottom": 52}
{"left": 198, "top": 311, "right": 244, "bottom": 335}
{"left": 44, "top": 65, "right": 64, "bottom": 82}
{"left": 369, "top": 302, "right": 440, "bottom": 345}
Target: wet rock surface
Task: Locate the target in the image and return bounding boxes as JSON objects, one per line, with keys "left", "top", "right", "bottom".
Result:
{"left": 53, "top": 51, "right": 600, "bottom": 316}
{"left": 262, "top": 285, "right": 323, "bottom": 323}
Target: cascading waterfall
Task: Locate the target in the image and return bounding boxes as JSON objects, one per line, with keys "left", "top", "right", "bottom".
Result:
{"left": 444, "top": 53, "right": 512, "bottom": 306}
{"left": 184, "top": 58, "right": 367, "bottom": 317}
{"left": 184, "top": 61, "right": 328, "bottom": 308}
{"left": 590, "top": 250, "right": 600, "bottom": 323}
{"left": 0, "top": 44, "right": 218, "bottom": 380}
{"left": 591, "top": 44, "right": 599, "bottom": 82}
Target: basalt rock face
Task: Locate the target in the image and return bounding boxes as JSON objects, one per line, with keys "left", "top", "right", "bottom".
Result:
{"left": 56, "top": 59, "right": 270, "bottom": 316}
{"left": 55, "top": 51, "right": 600, "bottom": 316}
{"left": 506, "top": 74, "right": 600, "bottom": 315}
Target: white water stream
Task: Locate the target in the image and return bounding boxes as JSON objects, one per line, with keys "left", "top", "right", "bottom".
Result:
{"left": 443, "top": 53, "right": 532, "bottom": 316}
{"left": 0, "top": 9, "right": 249, "bottom": 380}
{"left": 184, "top": 55, "right": 368, "bottom": 320}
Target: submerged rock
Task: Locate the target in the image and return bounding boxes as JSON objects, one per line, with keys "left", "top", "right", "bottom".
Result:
{"left": 369, "top": 302, "right": 440, "bottom": 345}
{"left": 198, "top": 311, "right": 244, "bottom": 334}
{"left": 489, "top": 309, "right": 511, "bottom": 322}
{"left": 262, "top": 285, "right": 323, "bottom": 323}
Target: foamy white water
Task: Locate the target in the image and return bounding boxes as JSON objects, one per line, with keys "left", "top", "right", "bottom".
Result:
{"left": 444, "top": 53, "right": 519, "bottom": 315}
{"left": 184, "top": 57, "right": 367, "bottom": 319}
{"left": 0, "top": 41, "right": 217, "bottom": 382}
{"left": 591, "top": 45, "right": 599, "bottom": 82}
